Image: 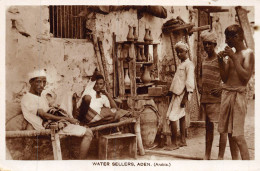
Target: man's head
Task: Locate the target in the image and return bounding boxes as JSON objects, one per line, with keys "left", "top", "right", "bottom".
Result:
{"left": 28, "top": 69, "right": 47, "bottom": 96}
{"left": 93, "top": 74, "right": 105, "bottom": 93}
{"left": 225, "top": 24, "right": 244, "bottom": 47}
{"left": 174, "top": 41, "right": 189, "bottom": 61}
{"left": 201, "top": 30, "right": 217, "bottom": 54}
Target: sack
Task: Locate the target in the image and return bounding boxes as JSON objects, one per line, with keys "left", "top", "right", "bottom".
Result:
{"left": 6, "top": 102, "right": 28, "bottom": 131}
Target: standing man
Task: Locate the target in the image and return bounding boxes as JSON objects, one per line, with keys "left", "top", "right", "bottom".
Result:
{"left": 200, "top": 31, "right": 227, "bottom": 160}
{"left": 217, "top": 24, "right": 254, "bottom": 160}
{"left": 166, "top": 41, "right": 195, "bottom": 150}
{"left": 21, "top": 69, "right": 93, "bottom": 159}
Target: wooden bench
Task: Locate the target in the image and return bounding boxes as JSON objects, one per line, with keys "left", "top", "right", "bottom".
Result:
{"left": 6, "top": 117, "right": 145, "bottom": 160}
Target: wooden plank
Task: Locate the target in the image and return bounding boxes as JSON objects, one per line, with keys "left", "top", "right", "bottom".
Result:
{"left": 51, "top": 133, "right": 62, "bottom": 160}
{"left": 236, "top": 6, "right": 255, "bottom": 52}
{"left": 129, "top": 43, "right": 136, "bottom": 111}
{"left": 98, "top": 38, "right": 112, "bottom": 94}
{"left": 118, "top": 44, "right": 125, "bottom": 98}
{"left": 170, "top": 32, "right": 178, "bottom": 69}
{"left": 153, "top": 44, "right": 159, "bottom": 78}
{"left": 60, "top": 6, "right": 63, "bottom": 38}
{"left": 98, "top": 136, "right": 108, "bottom": 159}
{"left": 70, "top": 6, "right": 73, "bottom": 38}
{"left": 92, "top": 35, "right": 105, "bottom": 77}
{"left": 189, "top": 25, "right": 210, "bottom": 34}
{"left": 57, "top": 6, "right": 60, "bottom": 37}
{"left": 163, "top": 23, "right": 195, "bottom": 33}
{"left": 134, "top": 117, "right": 145, "bottom": 155}
{"left": 112, "top": 33, "right": 118, "bottom": 97}
{"left": 79, "top": 6, "right": 82, "bottom": 39}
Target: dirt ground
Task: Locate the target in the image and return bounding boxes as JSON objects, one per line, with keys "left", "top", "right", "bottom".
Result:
{"left": 137, "top": 99, "right": 255, "bottom": 160}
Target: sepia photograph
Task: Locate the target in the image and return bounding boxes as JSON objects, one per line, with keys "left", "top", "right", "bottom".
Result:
{"left": 2, "top": 1, "right": 258, "bottom": 170}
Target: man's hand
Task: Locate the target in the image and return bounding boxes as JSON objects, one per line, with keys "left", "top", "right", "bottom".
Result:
{"left": 100, "top": 88, "right": 108, "bottom": 96}
{"left": 180, "top": 92, "right": 188, "bottom": 108}
{"left": 224, "top": 46, "right": 235, "bottom": 60}
{"left": 67, "top": 118, "right": 80, "bottom": 125}
{"left": 210, "top": 88, "right": 222, "bottom": 97}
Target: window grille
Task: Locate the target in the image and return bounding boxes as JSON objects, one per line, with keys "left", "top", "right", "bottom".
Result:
{"left": 49, "top": 6, "right": 87, "bottom": 39}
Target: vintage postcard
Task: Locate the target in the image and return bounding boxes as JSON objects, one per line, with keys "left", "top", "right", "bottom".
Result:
{"left": 1, "top": 0, "right": 259, "bottom": 170}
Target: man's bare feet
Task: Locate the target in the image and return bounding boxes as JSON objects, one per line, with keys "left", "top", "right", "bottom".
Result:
{"left": 164, "top": 144, "right": 180, "bottom": 151}
{"left": 179, "top": 141, "right": 187, "bottom": 147}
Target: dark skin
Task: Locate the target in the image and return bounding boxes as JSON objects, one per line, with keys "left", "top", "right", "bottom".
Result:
{"left": 201, "top": 40, "right": 228, "bottom": 160}
{"left": 29, "top": 77, "right": 79, "bottom": 124}
{"left": 94, "top": 78, "right": 117, "bottom": 118}
{"left": 166, "top": 47, "right": 190, "bottom": 150}
{"left": 217, "top": 27, "right": 254, "bottom": 160}
{"left": 29, "top": 76, "right": 93, "bottom": 159}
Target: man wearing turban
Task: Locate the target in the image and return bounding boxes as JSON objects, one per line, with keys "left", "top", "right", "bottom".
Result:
{"left": 21, "top": 69, "right": 93, "bottom": 159}
{"left": 200, "top": 30, "right": 233, "bottom": 160}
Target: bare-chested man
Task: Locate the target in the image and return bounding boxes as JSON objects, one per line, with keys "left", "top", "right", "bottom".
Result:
{"left": 217, "top": 24, "right": 254, "bottom": 160}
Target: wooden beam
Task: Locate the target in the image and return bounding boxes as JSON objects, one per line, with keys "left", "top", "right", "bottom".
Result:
{"left": 112, "top": 32, "right": 118, "bottom": 97}
{"left": 92, "top": 35, "right": 105, "bottom": 78}
{"left": 162, "top": 23, "right": 195, "bottom": 33}
{"left": 98, "top": 38, "right": 112, "bottom": 94}
{"left": 189, "top": 25, "right": 210, "bottom": 34}
{"left": 236, "top": 6, "right": 255, "bottom": 52}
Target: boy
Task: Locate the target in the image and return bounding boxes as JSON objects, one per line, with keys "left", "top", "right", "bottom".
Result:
{"left": 166, "top": 41, "right": 195, "bottom": 150}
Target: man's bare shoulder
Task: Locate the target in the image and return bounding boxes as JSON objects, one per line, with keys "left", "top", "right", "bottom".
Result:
{"left": 242, "top": 48, "right": 254, "bottom": 59}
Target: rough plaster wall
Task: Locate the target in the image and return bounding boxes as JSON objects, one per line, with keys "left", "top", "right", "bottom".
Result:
{"left": 6, "top": 6, "right": 97, "bottom": 103}
{"left": 94, "top": 6, "right": 195, "bottom": 84}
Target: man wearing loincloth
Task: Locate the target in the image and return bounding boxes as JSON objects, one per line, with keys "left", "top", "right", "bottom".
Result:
{"left": 166, "top": 41, "right": 195, "bottom": 150}
{"left": 217, "top": 24, "right": 254, "bottom": 160}
{"left": 21, "top": 69, "right": 93, "bottom": 159}
{"left": 200, "top": 30, "right": 228, "bottom": 160}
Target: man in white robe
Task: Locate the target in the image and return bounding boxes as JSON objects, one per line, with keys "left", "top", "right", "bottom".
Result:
{"left": 166, "top": 41, "right": 195, "bottom": 150}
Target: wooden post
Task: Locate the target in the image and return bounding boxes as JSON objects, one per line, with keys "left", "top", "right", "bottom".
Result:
{"left": 134, "top": 116, "right": 145, "bottom": 155}
{"left": 170, "top": 32, "right": 178, "bottom": 69}
{"left": 153, "top": 44, "right": 159, "bottom": 78}
{"left": 236, "top": 6, "right": 255, "bottom": 52}
{"left": 98, "top": 38, "right": 112, "bottom": 94}
{"left": 129, "top": 42, "right": 136, "bottom": 111}
{"left": 50, "top": 126, "right": 62, "bottom": 160}
{"left": 92, "top": 36, "right": 105, "bottom": 77}
{"left": 112, "top": 33, "right": 118, "bottom": 97}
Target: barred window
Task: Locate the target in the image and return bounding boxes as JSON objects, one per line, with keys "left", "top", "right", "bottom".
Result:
{"left": 49, "top": 6, "right": 87, "bottom": 39}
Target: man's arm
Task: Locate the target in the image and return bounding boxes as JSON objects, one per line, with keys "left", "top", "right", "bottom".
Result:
{"left": 37, "top": 109, "right": 79, "bottom": 124}
{"left": 217, "top": 51, "right": 230, "bottom": 83}
{"left": 101, "top": 89, "right": 118, "bottom": 108}
{"left": 231, "top": 50, "right": 254, "bottom": 83}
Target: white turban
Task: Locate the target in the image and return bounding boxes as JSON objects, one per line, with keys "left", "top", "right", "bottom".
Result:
{"left": 174, "top": 41, "right": 189, "bottom": 51}
{"left": 28, "top": 69, "right": 47, "bottom": 81}
{"left": 200, "top": 30, "right": 217, "bottom": 43}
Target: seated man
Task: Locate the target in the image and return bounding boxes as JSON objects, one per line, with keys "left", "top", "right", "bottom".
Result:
{"left": 75, "top": 70, "right": 119, "bottom": 124}
{"left": 21, "top": 69, "right": 93, "bottom": 159}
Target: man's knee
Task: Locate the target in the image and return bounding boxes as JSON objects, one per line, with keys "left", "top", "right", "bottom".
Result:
{"left": 232, "top": 135, "right": 245, "bottom": 144}
{"left": 82, "top": 95, "right": 91, "bottom": 104}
